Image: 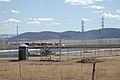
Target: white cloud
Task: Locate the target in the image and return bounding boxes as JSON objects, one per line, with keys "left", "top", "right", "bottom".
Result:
{"left": 27, "top": 18, "right": 40, "bottom": 24}
{"left": 27, "top": 21, "right": 41, "bottom": 24}
{"left": 93, "top": 10, "right": 104, "bottom": 13}
{"left": 11, "top": 9, "right": 20, "bottom": 14}
{"left": 95, "top": 0, "right": 103, "bottom": 1}
{"left": 27, "top": 18, "right": 61, "bottom": 25}
{"left": 102, "top": 12, "right": 120, "bottom": 20}
{"left": 51, "top": 22, "right": 61, "bottom": 25}
{"left": 82, "top": 18, "right": 90, "bottom": 21}
{"left": 4, "top": 18, "right": 20, "bottom": 23}
{"left": 87, "top": 5, "right": 104, "bottom": 9}
{"left": 38, "top": 18, "right": 54, "bottom": 22}
{"left": 64, "top": 0, "right": 103, "bottom": 6}
{"left": 0, "top": 0, "right": 11, "bottom": 2}
{"left": 27, "top": 18, "right": 54, "bottom": 24}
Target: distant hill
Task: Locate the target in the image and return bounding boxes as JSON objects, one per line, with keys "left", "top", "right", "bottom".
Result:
{"left": 0, "top": 34, "right": 15, "bottom": 40}
{"left": 9, "top": 28, "right": 120, "bottom": 41}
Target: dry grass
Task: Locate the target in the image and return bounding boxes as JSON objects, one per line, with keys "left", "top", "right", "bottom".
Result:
{"left": 0, "top": 51, "right": 120, "bottom": 80}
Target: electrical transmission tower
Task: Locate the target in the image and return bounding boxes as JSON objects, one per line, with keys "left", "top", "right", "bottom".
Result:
{"left": 81, "top": 20, "right": 85, "bottom": 45}
{"left": 99, "top": 16, "right": 105, "bottom": 45}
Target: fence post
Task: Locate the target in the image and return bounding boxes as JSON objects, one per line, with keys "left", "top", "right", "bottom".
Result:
{"left": 92, "top": 62, "right": 96, "bottom": 80}
{"left": 19, "top": 62, "right": 22, "bottom": 80}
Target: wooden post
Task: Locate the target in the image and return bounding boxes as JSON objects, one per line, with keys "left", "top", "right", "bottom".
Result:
{"left": 92, "top": 62, "right": 96, "bottom": 80}
{"left": 80, "top": 51, "right": 83, "bottom": 70}
{"left": 19, "top": 62, "right": 22, "bottom": 80}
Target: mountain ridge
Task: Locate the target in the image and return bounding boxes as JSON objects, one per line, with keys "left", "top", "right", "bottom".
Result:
{"left": 9, "top": 28, "right": 120, "bottom": 41}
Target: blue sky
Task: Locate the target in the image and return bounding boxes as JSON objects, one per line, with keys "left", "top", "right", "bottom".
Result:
{"left": 0, "top": 0, "right": 120, "bottom": 34}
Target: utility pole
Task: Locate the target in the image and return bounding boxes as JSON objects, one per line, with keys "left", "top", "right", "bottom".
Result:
{"left": 99, "top": 16, "right": 104, "bottom": 45}
{"left": 16, "top": 26, "right": 19, "bottom": 48}
{"left": 59, "top": 32, "right": 62, "bottom": 61}
{"left": 81, "top": 20, "right": 85, "bottom": 45}
{"left": 80, "top": 19, "right": 85, "bottom": 70}
{"left": 102, "top": 16, "right": 105, "bottom": 56}
{"left": 101, "top": 15, "right": 104, "bottom": 40}
{"left": 102, "top": 16, "right": 104, "bottom": 30}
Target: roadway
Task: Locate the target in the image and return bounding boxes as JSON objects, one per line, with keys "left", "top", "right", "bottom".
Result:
{"left": 29, "top": 44, "right": 120, "bottom": 49}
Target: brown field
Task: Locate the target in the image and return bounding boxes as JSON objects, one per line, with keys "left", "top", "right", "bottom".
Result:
{"left": 0, "top": 50, "right": 120, "bottom": 80}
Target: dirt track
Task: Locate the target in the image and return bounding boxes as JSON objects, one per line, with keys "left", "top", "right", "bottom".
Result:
{"left": 0, "top": 53, "right": 120, "bottom": 80}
